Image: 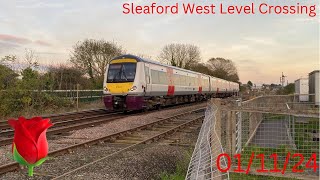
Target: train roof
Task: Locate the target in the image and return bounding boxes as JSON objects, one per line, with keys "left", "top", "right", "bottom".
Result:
{"left": 112, "top": 54, "right": 238, "bottom": 84}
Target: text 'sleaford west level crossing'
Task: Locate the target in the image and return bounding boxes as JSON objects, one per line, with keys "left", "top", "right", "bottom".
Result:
{"left": 122, "top": 2, "right": 317, "bottom": 17}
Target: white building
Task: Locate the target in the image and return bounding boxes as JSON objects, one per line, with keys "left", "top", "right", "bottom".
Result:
{"left": 309, "top": 70, "right": 319, "bottom": 106}
{"left": 294, "top": 78, "right": 309, "bottom": 102}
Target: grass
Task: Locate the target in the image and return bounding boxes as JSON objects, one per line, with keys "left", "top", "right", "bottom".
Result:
{"left": 1, "top": 99, "right": 105, "bottom": 121}
{"left": 230, "top": 173, "right": 297, "bottom": 180}
{"left": 160, "top": 150, "right": 192, "bottom": 180}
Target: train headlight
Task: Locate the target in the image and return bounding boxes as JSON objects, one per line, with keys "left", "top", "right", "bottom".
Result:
{"left": 104, "top": 87, "right": 109, "bottom": 92}
{"left": 130, "top": 86, "right": 137, "bottom": 91}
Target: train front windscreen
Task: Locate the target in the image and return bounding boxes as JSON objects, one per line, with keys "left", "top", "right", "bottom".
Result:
{"left": 107, "top": 63, "right": 136, "bottom": 83}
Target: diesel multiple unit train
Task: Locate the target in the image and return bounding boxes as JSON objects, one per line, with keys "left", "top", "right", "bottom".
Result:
{"left": 103, "top": 55, "right": 239, "bottom": 111}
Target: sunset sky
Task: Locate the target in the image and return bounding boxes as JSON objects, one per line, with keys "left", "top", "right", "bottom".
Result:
{"left": 0, "top": 0, "right": 319, "bottom": 85}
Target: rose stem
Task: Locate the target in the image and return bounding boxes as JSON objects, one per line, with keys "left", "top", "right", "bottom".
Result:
{"left": 28, "top": 166, "right": 34, "bottom": 176}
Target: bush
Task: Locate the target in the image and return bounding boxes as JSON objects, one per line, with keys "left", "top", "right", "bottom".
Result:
{"left": 0, "top": 89, "right": 73, "bottom": 118}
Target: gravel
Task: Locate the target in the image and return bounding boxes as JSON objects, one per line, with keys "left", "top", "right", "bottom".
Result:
{"left": 0, "top": 102, "right": 206, "bottom": 166}
{"left": 0, "top": 103, "right": 206, "bottom": 179}
{"left": 61, "top": 144, "right": 192, "bottom": 180}
{"left": 0, "top": 105, "right": 203, "bottom": 179}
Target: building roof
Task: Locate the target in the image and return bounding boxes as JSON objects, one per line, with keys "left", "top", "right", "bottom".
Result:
{"left": 309, "top": 70, "right": 320, "bottom": 76}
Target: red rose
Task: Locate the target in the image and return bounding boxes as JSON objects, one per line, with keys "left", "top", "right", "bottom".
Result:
{"left": 8, "top": 116, "right": 53, "bottom": 176}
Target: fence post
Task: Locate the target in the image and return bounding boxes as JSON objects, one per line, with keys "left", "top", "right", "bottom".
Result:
{"left": 210, "top": 98, "right": 223, "bottom": 180}
{"left": 76, "top": 84, "right": 79, "bottom": 112}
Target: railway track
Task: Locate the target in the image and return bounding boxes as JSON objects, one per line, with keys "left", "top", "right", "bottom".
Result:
{"left": 0, "top": 108, "right": 205, "bottom": 177}
{"left": 0, "top": 101, "right": 205, "bottom": 147}
{"left": 0, "top": 112, "right": 124, "bottom": 146}
{"left": 0, "top": 108, "right": 109, "bottom": 131}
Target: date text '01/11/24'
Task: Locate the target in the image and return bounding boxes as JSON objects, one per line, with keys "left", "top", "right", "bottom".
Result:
{"left": 216, "top": 153, "right": 319, "bottom": 174}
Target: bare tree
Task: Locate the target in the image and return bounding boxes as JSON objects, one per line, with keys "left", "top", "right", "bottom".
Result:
{"left": 0, "top": 55, "right": 16, "bottom": 64}
{"left": 70, "top": 39, "right": 123, "bottom": 86}
{"left": 207, "top": 57, "right": 239, "bottom": 82}
{"left": 159, "top": 43, "right": 201, "bottom": 69}
{"left": 24, "top": 49, "right": 39, "bottom": 68}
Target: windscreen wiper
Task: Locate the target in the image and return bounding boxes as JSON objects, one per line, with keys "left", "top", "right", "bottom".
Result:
{"left": 121, "top": 65, "right": 128, "bottom": 81}
{"left": 112, "top": 70, "right": 121, "bottom": 82}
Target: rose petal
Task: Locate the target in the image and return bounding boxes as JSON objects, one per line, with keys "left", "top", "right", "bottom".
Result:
{"left": 37, "top": 129, "right": 49, "bottom": 160}
{"left": 25, "top": 117, "right": 43, "bottom": 127}
{"left": 27, "top": 119, "right": 52, "bottom": 142}
{"left": 8, "top": 119, "right": 17, "bottom": 129}
{"left": 18, "top": 116, "right": 27, "bottom": 123}
{"left": 13, "top": 122, "right": 38, "bottom": 164}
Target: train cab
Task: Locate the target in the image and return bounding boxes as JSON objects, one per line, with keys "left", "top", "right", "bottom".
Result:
{"left": 103, "top": 55, "right": 146, "bottom": 111}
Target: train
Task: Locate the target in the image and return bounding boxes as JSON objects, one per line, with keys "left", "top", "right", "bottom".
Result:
{"left": 103, "top": 54, "right": 239, "bottom": 111}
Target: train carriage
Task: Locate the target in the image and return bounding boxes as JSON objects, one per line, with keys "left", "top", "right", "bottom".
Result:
{"left": 103, "top": 55, "right": 239, "bottom": 111}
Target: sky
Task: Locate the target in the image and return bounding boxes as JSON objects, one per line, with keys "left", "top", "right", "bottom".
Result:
{"left": 0, "top": 0, "right": 319, "bottom": 85}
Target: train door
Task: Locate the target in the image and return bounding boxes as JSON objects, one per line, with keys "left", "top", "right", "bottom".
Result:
{"left": 144, "top": 63, "right": 152, "bottom": 95}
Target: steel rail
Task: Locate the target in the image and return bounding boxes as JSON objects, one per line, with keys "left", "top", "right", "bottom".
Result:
{"left": 0, "top": 102, "right": 206, "bottom": 147}
{"left": 0, "top": 112, "right": 120, "bottom": 137}
{"left": 53, "top": 115, "right": 204, "bottom": 180}
{"left": 0, "top": 108, "right": 205, "bottom": 176}
{"left": 0, "top": 108, "right": 109, "bottom": 130}
{"left": 0, "top": 113, "right": 125, "bottom": 146}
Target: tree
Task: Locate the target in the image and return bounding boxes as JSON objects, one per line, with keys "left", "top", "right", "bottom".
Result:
{"left": 20, "top": 67, "right": 40, "bottom": 90}
{"left": 1, "top": 55, "right": 17, "bottom": 63}
{"left": 159, "top": 43, "right": 201, "bottom": 69}
{"left": 189, "top": 63, "right": 212, "bottom": 75}
{"left": 277, "top": 83, "right": 295, "bottom": 95}
{"left": 24, "top": 49, "right": 39, "bottom": 68}
{"left": 70, "top": 39, "right": 123, "bottom": 87}
{"left": 0, "top": 64, "right": 18, "bottom": 90}
{"left": 44, "top": 65, "right": 90, "bottom": 90}
{"left": 247, "top": 81, "right": 253, "bottom": 88}
{"left": 0, "top": 55, "right": 18, "bottom": 89}
{"left": 207, "top": 57, "right": 239, "bottom": 82}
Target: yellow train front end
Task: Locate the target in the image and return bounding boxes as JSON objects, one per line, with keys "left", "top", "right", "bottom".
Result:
{"left": 103, "top": 56, "right": 145, "bottom": 111}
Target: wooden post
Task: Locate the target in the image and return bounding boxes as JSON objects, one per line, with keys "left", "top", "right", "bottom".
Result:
{"left": 76, "top": 84, "right": 79, "bottom": 112}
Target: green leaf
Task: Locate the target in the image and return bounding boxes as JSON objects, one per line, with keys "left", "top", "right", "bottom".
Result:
{"left": 34, "top": 157, "right": 48, "bottom": 167}
{"left": 13, "top": 144, "right": 29, "bottom": 166}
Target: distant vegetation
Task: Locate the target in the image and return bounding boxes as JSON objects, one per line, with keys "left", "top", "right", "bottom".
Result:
{"left": 277, "top": 83, "right": 295, "bottom": 95}
{"left": 158, "top": 43, "right": 240, "bottom": 82}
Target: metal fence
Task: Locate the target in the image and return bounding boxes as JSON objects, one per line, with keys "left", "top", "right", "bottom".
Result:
{"left": 43, "top": 89, "right": 103, "bottom": 102}
{"left": 186, "top": 96, "right": 319, "bottom": 180}
{"left": 186, "top": 99, "right": 229, "bottom": 180}
{"left": 0, "top": 89, "right": 104, "bottom": 102}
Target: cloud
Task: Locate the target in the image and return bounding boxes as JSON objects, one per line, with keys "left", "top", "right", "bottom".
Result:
{"left": 34, "top": 40, "right": 52, "bottom": 46}
{"left": 0, "top": 41, "right": 20, "bottom": 53}
{"left": 16, "top": 1, "right": 65, "bottom": 9}
{"left": 0, "top": 34, "right": 32, "bottom": 44}
{"left": 0, "top": 34, "right": 52, "bottom": 48}
{"left": 242, "top": 37, "right": 276, "bottom": 46}
{"left": 295, "top": 18, "right": 320, "bottom": 23}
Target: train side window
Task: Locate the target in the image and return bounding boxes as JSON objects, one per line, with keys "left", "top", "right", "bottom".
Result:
{"left": 151, "top": 70, "right": 159, "bottom": 84}
{"left": 159, "top": 71, "right": 168, "bottom": 84}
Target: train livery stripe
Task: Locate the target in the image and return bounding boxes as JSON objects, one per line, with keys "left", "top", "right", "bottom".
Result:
{"left": 167, "top": 85, "right": 175, "bottom": 96}
{"left": 110, "top": 59, "right": 137, "bottom": 64}
{"left": 166, "top": 67, "right": 175, "bottom": 96}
